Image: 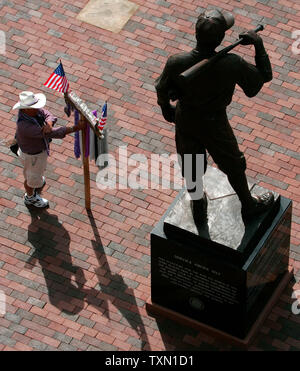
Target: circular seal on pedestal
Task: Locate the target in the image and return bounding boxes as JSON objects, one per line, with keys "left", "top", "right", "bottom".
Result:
{"left": 189, "top": 297, "right": 205, "bottom": 311}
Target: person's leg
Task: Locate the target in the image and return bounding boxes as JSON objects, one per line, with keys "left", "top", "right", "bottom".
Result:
{"left": 205, "top": 114, "right": 274, "bottom": 218}
{"left": 35, "top": 176, "right": 46, "bottom": 194}
{"left": 24, "top": 180, "right": 34, "bottom": 197}
{"left": 224, "top": 155, "right": 254, "bottom": 208}
{"left": 175, "top": 128, "right": 208, "bottom": 224}
{"left": 175, "top": 129, "right": 207, "bottom": 197}
{"left": 203, "top": 112, "right": 252, "bottom": 201}
{"left": 23, "top": 151, "right": 49, "bottom": 207}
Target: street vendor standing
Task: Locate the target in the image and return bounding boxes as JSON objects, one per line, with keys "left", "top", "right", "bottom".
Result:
{"left": 13, "top": 91, "right": 84, "bottom": 208}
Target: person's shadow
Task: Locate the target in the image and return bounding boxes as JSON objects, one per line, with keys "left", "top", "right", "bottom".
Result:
{"left": 25, "top": 208, "right": 86, "bottom": 315}
{"left": 25, "top": 207, "right": 149, "bottom": 350}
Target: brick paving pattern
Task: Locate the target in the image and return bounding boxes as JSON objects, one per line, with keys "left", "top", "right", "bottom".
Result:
{"left": 0, "top": 0, "right": 299, "bottom": 351}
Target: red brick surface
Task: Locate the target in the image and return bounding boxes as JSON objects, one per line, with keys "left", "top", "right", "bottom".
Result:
{"left": 0, "top": 0, "right": 299, "bottom": 351}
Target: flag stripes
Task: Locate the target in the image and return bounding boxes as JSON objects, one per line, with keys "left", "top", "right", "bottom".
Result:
{"left": 98, "top": 102, "right": 107, "bottom": 131}
{"left": 44, "top": 62, "right": 69, "bottom": 93}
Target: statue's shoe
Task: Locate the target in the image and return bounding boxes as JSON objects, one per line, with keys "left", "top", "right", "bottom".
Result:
{"left": 191, "top": 193, "right": 208, "bottom": 226}
{"left": 241, "top": 192, "right": 274, "bottom": 221}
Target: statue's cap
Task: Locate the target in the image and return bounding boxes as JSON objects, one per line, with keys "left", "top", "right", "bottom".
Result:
{"left": 196, "top": 9, "right": 234, "bottom": 44}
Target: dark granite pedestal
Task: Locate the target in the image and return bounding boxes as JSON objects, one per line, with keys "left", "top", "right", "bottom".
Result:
{"left": 146, "top": 167, "right": 292, "bottom": 344}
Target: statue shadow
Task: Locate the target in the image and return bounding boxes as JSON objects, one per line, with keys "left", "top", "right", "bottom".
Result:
{"left": 85, "top": 210, "right": 149, "bottom": 350}
{"left": 24, "top": 207, "right": 149, "bottom": 350}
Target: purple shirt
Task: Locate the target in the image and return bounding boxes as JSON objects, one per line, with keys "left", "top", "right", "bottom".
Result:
{"left": 16, "top": 108, "right": 67, "bottom": 155}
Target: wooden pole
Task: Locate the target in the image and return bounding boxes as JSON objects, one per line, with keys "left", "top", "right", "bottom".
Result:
{"left": 80, "top": 115, "right": 91, "bottom": 210}
{"left": 64, "top": 91, "right": 103, "bottom": 211}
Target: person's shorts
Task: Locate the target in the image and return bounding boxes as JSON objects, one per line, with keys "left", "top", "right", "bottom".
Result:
{"left": 18, "top": 148, "right": 47, "bottom": 188}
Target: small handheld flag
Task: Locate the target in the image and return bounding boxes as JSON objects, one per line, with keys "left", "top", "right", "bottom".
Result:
{"left": 98, "top": 102, "right": 107, "bottom": 131}
{"left": 44, "top": 61, "right": 70, "bottom": 93}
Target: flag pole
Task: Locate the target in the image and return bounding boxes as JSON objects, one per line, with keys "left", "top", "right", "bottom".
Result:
{"left": 44, "top": 61, "right": 93, "bottom": 210}
{"left": 80, "top": 114, "right": 91, "bottom": 210}
{"left": 63, "top": 91, "right": 105, "bottom": 211}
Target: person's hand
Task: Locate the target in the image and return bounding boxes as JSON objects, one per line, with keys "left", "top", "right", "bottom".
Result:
{"left": 42, "top": 121, "right": 53, "bottom": 135}
{"left": 76, "top": 119, "right": 86, "bottom": 131}
{"left": 239, "top": 30, "right": 262, "bottom": 46}
{"left": 161, "top": 105, "right": 176, "bottom": 123}
{"left": 65, "top": 120, "right": 87, "bottom": 135}
{"left": 7, "top": 138, "right": 17, "bottom": 147}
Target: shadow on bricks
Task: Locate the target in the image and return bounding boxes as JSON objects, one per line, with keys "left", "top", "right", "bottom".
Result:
{"left": 25, "top": 208, "right": 86, "bottom": 315}
{"left": 23, "top": 207, "right": 149, "bottom": 349}
{"left": 86, "top": 210, "right": 149, "bottom": 350}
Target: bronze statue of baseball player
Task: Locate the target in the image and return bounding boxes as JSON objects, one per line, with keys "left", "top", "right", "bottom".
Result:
{"left": 155, "top": 9, "right": 274, "bottom": 224}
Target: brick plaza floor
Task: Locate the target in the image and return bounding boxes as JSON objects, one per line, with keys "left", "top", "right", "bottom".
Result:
{"left": 0, "top": 0, "right": 299, "bottom": 351}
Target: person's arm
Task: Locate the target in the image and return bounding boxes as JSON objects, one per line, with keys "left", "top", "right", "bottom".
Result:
{"left": 253, "top": 41, "right": 272, "bottom": 83}
{"left": 45, "top": 122, "right": 85, "bottom": 139}
{"left": 237, "top": 31, "right": 272, "bottom": 97}
{"left": 41, "top": 108, "right": 58, "bottom": 124}
{"left": 18, "top": 119, "right": 84, "bottom": 140}
{"left": 39, "top": 107, "right": 85, "bottom": 137}
{"left": 64, "top": 122, "right": 85, "bottom": 135}
{"left": 155, "top": 57, "right": 176, "bottom": 123}
{"left": 40, "top": 109, "right": 58, "bottom": 135}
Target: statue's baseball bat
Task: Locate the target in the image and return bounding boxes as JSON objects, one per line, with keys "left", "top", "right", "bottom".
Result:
{"left": 177, "top": 24, "right": 264, "bottom": 88}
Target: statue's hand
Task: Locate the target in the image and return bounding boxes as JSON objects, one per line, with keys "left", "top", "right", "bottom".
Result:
{"left": 239, "top": 30, "right": 262, "bottom": 46}
{"left": 161, "top": 105, "right": 176, "bottom": 123}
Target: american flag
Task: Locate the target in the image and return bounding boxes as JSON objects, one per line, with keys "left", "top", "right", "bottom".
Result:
{"left": 43, "top": 62, "right": 69, "bottom": 93}
{"left": 98, "top": 102, "right": 107, "bottom": 130}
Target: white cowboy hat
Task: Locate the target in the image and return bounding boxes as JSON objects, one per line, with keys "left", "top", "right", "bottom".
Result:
{"left": 13, "top": 91, "right": 46, "bottom": 110}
